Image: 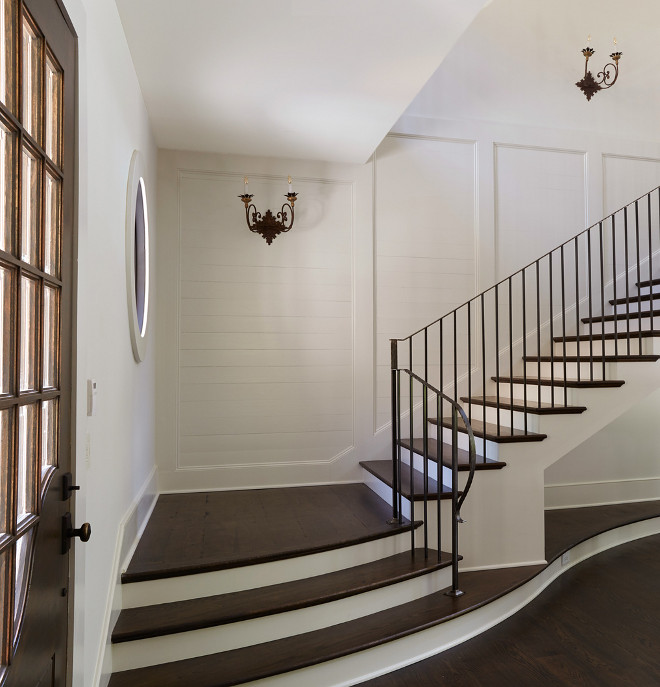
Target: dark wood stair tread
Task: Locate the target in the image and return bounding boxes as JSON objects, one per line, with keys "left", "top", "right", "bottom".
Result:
{"left": 493, "top": 375, "right": 625, "bottom": 388}
{"left": 555, "top": 330, "right": 660, "bottom": 342}
{"left": 396, "top": 438, "right": 506, "bottom": 470}
{"left": 361, "top": 460, "right": 452, "bottom": 500}
{"left": 122, "top": 486, "right": 418, "bottom": 584}
{"left": 610, "top": 292, "right": 660, "bottom": 306}
{"left": 462, "top": 396, "right": 586, "bottom": 415}
{"left": 524, "top": 354, "right": 659, "bottom": 363}
{"left": 429, "top": 417, "right": 546, "bottom": 443}
{"left": 112, "top": 549, "right": 452, "bottom": 644}
{"left": 582, "top": 309, "right": 660, "bottom": 323}
{"left": 107, "top": 564, "right": 543, "bottom": 687}
{"left": 636, "top": 277, "right": 660, "bottom": 288}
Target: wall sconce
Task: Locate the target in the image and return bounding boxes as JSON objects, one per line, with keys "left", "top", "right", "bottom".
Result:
{"left": 576, "top": 37, "right": 622, "bottom": 101}
{"left": 239, "top": 176, "right": 298, "bottom": 245}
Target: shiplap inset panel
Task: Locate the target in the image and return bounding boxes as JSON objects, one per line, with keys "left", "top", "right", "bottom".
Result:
{"left": 374, "top": 135, "right": 477, "bottom": 430}
{"left": 178, "top": 172, "right": 353, "bottom": 469}
{"left": 495, "top": 145, "right": 586, "bottom": 280}
{"left": 603, "top": 155, "right": 660, "bottom": 217}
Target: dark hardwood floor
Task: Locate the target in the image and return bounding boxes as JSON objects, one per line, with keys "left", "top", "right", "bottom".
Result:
{"left": 122, "top": 484, "right": 417, "bottom": 582}
{"left": 361, "top": 532, "right": 660, "bottom": 687}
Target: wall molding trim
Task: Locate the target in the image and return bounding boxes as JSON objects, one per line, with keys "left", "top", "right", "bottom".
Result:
{"left": 545, "top": 476, "right": 660, "bottom": 509}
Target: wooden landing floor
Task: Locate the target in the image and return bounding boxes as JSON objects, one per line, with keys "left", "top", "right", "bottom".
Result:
{"left": 362, "top": 532, "right": 660, "bottom": 687}
{"left": 123, "top": 484, "right": 415, "bottom": 582}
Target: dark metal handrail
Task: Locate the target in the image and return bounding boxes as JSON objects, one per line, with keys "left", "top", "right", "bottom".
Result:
{"left": 389, "top": 184, "right": 660, "bottom": 596}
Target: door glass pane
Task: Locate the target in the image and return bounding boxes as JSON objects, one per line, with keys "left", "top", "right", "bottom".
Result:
{"left": 40, "top": 399, "right": 57, "bottom": 481}
{"left": 20, "top": 146, "right": 40, "bottom": 266}
{"left": 21, "top": 16, "right": 41, "bottom": 143}
{"left": 0, "top": 264, "right": 13, "bottom": 395}
{"left": 0, "top": 121, "right": 16, "bottom": 255}
{"left": 13, "top": 529, "right": 34, "bottom": 642}
{"left": 17, "top": 404, "right": 36, "bottom": 524}
{"left": 19, "top": 275, "right": 38, "bottom": 393}
{"left": 43, "top": 285, "right": 58, "bottom": 389}
{"left": 43, "top": 172, "right": 60, "bottom": 277}
{"left": 0, "top": 0, "right": 18, "bottom": 114}
{"left": 45, "top": 54, "right": 61, "bottom": 167}
{"left": 0, "top": 408, "right": 12, "bottom": 536}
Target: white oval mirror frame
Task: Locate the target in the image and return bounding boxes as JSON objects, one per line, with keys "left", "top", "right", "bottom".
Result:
{"left": 126, "top": 150, "right": 150, "bottom": 362}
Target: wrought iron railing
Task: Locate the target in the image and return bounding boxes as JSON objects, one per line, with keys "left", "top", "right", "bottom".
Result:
{"left": 390, "top": 185, "right": 660, "bottom": 595}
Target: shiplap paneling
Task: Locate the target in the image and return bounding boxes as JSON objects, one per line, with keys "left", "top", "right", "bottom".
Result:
{"left": 495, "top": 145, "right": 587, "bottom": 280}
{"left": 178, "top": 171, "right": 354, "bottom": 469}
{"left": 374, "top": 135, "right": 477, "bottom": 430}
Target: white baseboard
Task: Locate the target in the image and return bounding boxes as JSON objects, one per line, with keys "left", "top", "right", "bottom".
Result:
{"left": 90, "top": 466, "right": 158, "bottom": 687}
{"left": 544, "top": 476, "right": 660, "bottom": 509}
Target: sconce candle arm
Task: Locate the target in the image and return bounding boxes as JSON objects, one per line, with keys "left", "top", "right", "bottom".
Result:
{"left": 239, "top": 191, "right": 299, "bottom": 245}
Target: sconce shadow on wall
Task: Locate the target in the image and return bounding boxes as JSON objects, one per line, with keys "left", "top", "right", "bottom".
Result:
{"left": 239, "top": 176, "right": 299, "bottom": 245}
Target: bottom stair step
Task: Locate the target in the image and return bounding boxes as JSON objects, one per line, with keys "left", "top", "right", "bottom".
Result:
{"left": 112, "top": 549, "right": 452, "bottom": 643}
{"left": 107, "top": 563, "right": 541, "bottom": 687}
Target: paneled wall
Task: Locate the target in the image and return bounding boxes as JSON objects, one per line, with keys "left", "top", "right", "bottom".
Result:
{"left": 156, "top": 122, "right": 660, "bottom": 499}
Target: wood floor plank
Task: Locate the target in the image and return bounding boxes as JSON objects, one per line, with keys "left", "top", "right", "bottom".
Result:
{"left": 122, "top": 484, "right": 416, "bottom": 583}
{"left": 361, "top": 534, "right": 660, "bottom": 687}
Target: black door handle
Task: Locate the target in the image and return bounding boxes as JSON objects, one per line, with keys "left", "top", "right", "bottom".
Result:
{"left": 62, "top": 513, "right": 92, "bottom": 554}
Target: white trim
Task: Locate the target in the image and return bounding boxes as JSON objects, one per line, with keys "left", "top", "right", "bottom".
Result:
{"left": 91, "top": 467, "right": 158, "bottom": 687}
{"left": 545, "top": 477, "right": 660, "bottom": 509}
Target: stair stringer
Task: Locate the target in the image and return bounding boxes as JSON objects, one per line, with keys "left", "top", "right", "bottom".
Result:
{"left": 447, "top": 358, "right": 660, "bottom": 571}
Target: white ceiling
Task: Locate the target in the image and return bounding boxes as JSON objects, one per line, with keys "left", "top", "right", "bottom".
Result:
{"left": 114, "top": 0, "right": 491, "bottom": 164}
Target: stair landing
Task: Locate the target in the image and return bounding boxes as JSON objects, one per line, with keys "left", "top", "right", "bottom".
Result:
{"left": 122, "top": 484, "right": 417, "bottom": 583}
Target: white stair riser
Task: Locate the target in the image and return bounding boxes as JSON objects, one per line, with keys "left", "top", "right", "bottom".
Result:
{"left": 496, "top": 382, "right": 579, "bottom": 405}
{"left": 431, "top": 423, "right": 498, "bottom": 457}
{"left": 554, "top": 338, "right": 649, "bottom": 356}
{"left": 468, "top": 403, "right": 540, "bottom": 433}
{"left": 613, "top": 298, "right": 659, "bottom": 314}
{"left": 585, "top": 316, "right": 660, "bottom": 334}
{"left": 112, "top": 565, "right": 454, "bottom": 672}
{"left": 122, "top": 529, "right": 416, "bottom": 609}
{"left": 525, "top": 361, "right": 612, "bottom": 379}
{"left": 399, "top": 445, "right": 452, "bottom": 485}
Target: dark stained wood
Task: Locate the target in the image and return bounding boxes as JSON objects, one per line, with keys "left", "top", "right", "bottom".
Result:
{"left": 493, "top": 375, "right": 625, "bottom": 388}
{"left": 122, "top": 485, "right": 417, "bottom": 583}
{"left": 582, "top": 309, "right": 660, "bottom": 323}
{"left": 113, "top": 549, "right": 454, "bottom": 643}
{"left": 524, "top": 354, "right": 659, "bottom": 363}
{"left": 361, "top": 534, "right": 660, "bottom": 687}
{"left": 610, "top": 292, "right": 660, "bottom": 305}
{"left": 360, "top": 460, "right": 452, "bottom": 500}
{"left": 398, "top": 438, "right": 506, "bottom": 470}
{"left": 636, "top": 277, "right": 660, "bottom": 288}
{"left": 107, "top": 564, "right": 544, "bottom": 687}
{"left": 462, "top": 396, "right": 586, "bottom": 415}
{"left": 430, "top": 417, "right": 547, "bottom": 443}
{"left": 544, "top": 500, "right": 660, "bottom": 562}
{"left": 556, "top": 330, "right": 660, "bottom": 342}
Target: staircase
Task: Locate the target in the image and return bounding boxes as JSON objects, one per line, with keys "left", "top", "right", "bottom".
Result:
{"left": 108, "top": 187, "right": 660, "bottom": 686}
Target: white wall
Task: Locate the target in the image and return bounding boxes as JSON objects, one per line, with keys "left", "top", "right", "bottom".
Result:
{"left": 60, "top": 1, "right": 158, "bottom": 686}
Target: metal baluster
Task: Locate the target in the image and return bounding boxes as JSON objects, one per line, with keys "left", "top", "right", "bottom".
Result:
{"left": 390, "top": 340, "right": 399, "bottom": 521}
{"left": 440, "top": 319, "right": 444, "bottom": 453}
{"left": 636, "top": 201, "right": 643, "bottom": 348}
{"left": 536, "top": 260, "right": 541, "bottom": 411}
{"left": 522, "top": 269, "right": 527, "bottom": 433}
{"left": 509, "top": 278, "right": 514, "bottom": 435}
{"left": 453, "top": 310, "right": 458, "bottom": 404}
{"left": 495, "top": 284, "right": 501, "bottom": 430}
{"left": 624, "top": 210, "right": 631, "bottom": 355}
{"left": 422, "top": 378, "right": 428, "bottom": 557}
{"left": 612, "top": 215, "right": 617, "bottom": 360}
{"left": 649, "top": 194, "right": 654, "bottom": 337}
{"left": 409, "top": 367, "right": 414, "bottom": 550}
{"left": 599, "top": 222, "right": 606, "bottom": 379}
{"left": 575, "top": 237, "right": 580, "bottom": 382}
{"left": 588, "top": 229, "right": 594, "bottom": 379}
{"left": 561, "top": 245, "right": 567, "bottom": 406}
{"left": 549, "top": 253, "right": 555, "bottom": 407}
{"left": 436, "top": 394, "right": 442, "bottom": 561}
{"left": 397, "top": 370, "right": 403, "bottom": 526}
{"left": 481, "top": 293, "right": 487, "bottom": 464}
{"left": 467, "top": 302, "right": 472, "bottom": 426}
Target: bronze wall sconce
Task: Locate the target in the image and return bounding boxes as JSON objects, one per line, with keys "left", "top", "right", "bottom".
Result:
{"left": 239, "top": 176, "right": 298, "bottom": 245}
{"left": 576, "top": 41, "right": 622, "bottom": 101}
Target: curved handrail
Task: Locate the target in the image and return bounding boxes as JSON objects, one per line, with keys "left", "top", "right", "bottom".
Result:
{"left": 403, "top": 369, "right": 477, "bottom": 518}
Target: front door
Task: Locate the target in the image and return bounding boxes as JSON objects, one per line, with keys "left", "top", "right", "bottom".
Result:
{"left": 0, "top": 0, "right": 75, "bottom": 684}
